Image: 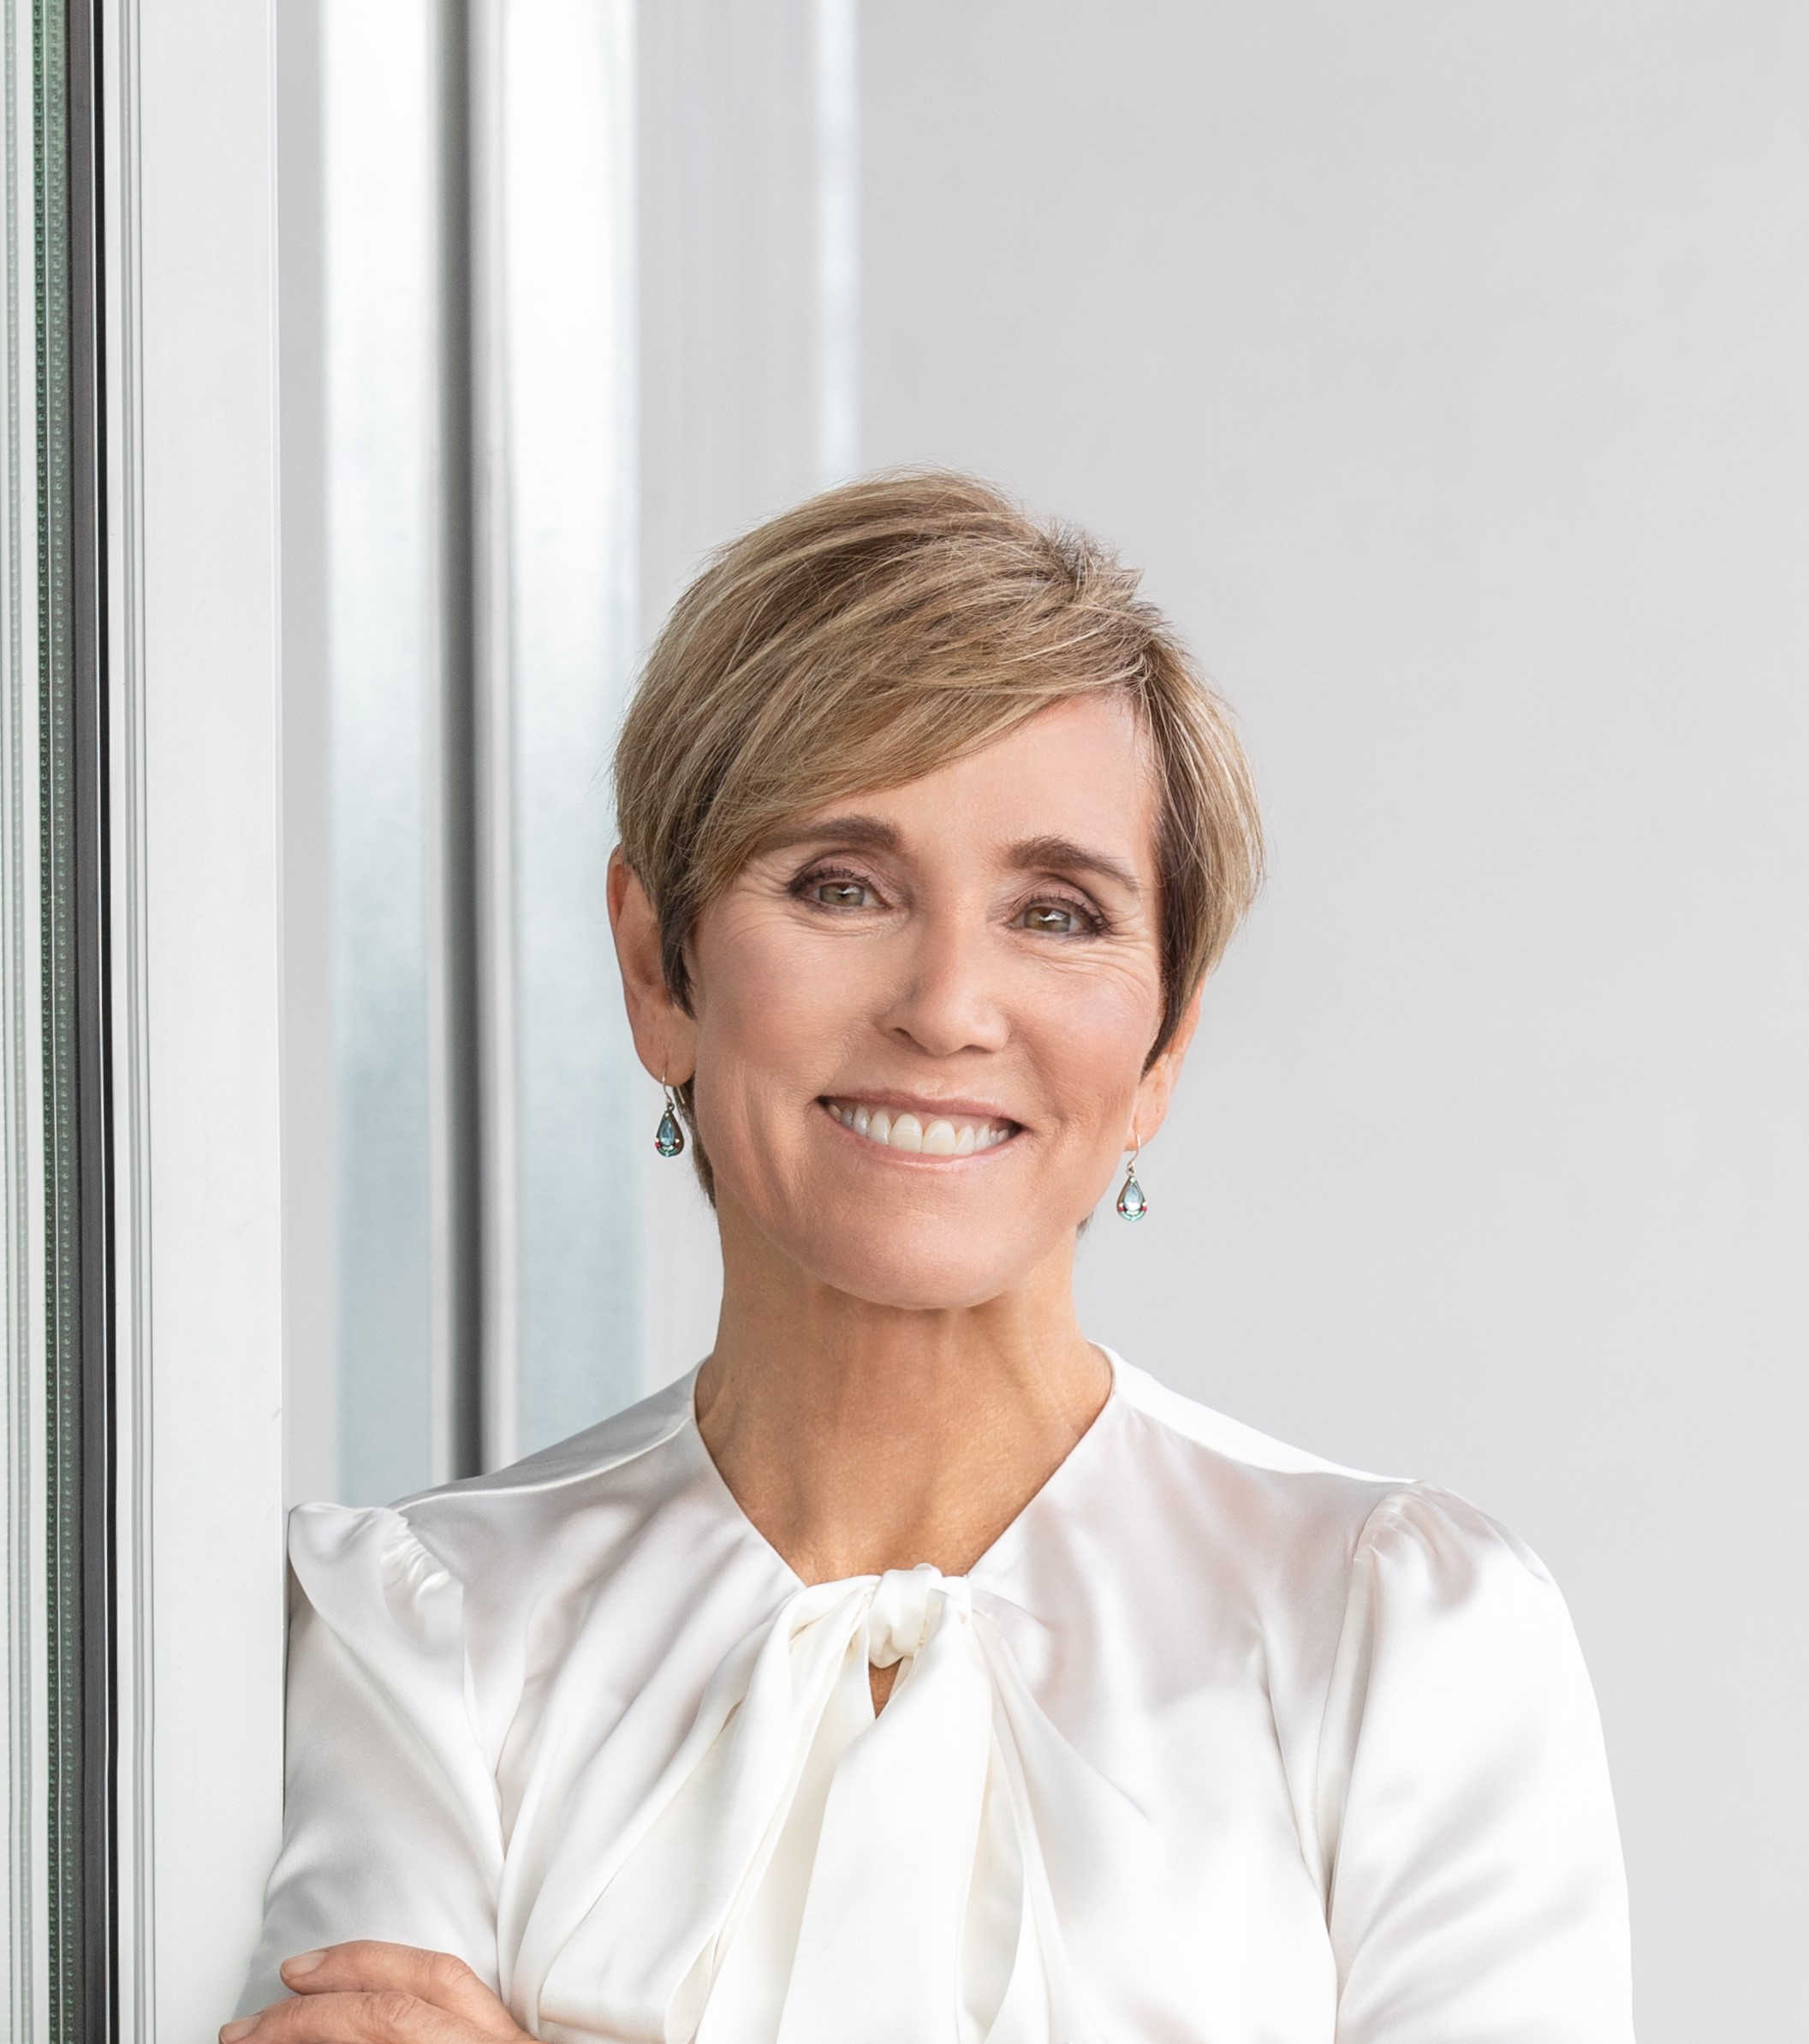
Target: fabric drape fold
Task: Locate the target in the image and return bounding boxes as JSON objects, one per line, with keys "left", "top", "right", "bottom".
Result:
{"left": 527, "top": 1564, "right": 1107, "bottom": 2044}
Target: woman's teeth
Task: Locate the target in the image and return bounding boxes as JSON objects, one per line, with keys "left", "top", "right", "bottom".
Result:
{"left": 824, "top": 1100, "right": 1015, "bottom": 1156}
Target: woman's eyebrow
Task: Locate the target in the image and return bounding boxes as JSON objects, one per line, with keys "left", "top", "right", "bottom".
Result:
{"left": 758, "top": 819, "right": 1140, "bottom": 894}
{"left": 758, "top": 814, "right": 902, "bottom": 855}
{"left": 1008, "top": 834, "right": 1142, "bottom": 895}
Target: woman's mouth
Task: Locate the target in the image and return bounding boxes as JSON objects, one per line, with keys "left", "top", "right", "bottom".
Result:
{"left": 821, "top": 1098, "right": 1019, "bottom": 1157}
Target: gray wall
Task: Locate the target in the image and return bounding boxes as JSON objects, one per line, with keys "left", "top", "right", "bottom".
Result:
{"left": 640, "top": 6, "right": 1809, "bottom": 2037}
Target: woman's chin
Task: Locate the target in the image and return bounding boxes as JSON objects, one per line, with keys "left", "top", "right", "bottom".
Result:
{"left": 718, "top": 1159, "right": 1088, "bottom": 1313}
{"left": 784, "top": 1219, "right": 1057, "bottom": 1314}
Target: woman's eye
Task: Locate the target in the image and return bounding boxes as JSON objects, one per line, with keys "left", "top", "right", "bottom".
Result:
{"left": 812, "top": 879, "right": 872, "bottom": 909}
{"left": 1021, "top": 902, "right": 1086, "bottom": 935}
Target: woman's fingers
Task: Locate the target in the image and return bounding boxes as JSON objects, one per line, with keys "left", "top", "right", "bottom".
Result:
{"left": 219, "top": 1941, "right": 526, "bottom": 2044}
{"left": 221, "top": 1987, "right": 473, "bottom": 2044}
{"left": 275, "top": 1943, "right": 512, "bottom": 2030}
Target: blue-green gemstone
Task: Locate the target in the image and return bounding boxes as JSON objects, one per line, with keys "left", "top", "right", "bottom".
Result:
{"left": 1116, "top": 1172, "right": 1146, "bottom": 1221}
{"left": 654, "top": 1106, "right": 686, "bottom": 1159}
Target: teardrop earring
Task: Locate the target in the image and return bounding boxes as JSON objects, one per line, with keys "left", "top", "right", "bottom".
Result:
{"left": 1115, "top": 1148, "right": 1147, "bottom": 1222}
{"left": 653, "top": 1081, "right": 686, "bottom": 1159}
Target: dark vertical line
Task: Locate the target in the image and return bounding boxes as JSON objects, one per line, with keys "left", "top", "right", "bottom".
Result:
{"left": 32, "top": 0, "right": 80, "bottom": 2023}
{"left": 438, "top": 0, "right": 482, "bottom": 1480}
{"left": 65, "top": 0, "right": 114, "bottom": 2031}
{"left": 36, "top": 0, "right": 112, "bottom": 2032}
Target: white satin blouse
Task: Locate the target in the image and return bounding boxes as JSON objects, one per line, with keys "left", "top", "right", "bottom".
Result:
{"left": 241, "top": 1354, "right": 1635, "bottom": 2041}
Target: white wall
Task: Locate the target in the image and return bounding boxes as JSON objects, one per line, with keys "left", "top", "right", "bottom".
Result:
{"left": 841, "top": 5, "right": 1806, "bottom": 2037}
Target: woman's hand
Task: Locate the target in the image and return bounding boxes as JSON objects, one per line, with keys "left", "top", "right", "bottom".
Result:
{"left": 221, "top": 1942, "right": 532, "bottom": 2044}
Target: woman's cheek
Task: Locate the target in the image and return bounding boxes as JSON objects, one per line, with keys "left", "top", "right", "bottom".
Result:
{"left": 748, "top": 946, "right": 861, "bottom": 1074}
{"left": 1033, "top": 956, "right": 1163, "bottom": 1076}
{"left": 703, "top": 921, "right": 824, "bottom": 1064}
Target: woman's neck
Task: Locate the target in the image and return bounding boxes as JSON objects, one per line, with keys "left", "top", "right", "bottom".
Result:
{"left": 693, "top": 1214, "right": 1110, "bottom": 1588}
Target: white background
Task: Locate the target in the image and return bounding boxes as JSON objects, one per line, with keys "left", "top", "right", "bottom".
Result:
{"left": 637, "top": 7, "right": 1809, "bottom": 2037}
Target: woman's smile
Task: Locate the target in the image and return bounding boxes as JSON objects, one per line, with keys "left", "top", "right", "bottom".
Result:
{"left": 819, "top": 1095, "right": 1021, "bottom": 1157}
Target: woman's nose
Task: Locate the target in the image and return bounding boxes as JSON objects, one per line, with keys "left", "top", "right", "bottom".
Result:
{"left": 878, "top": 909, "right": 1010, "bottom": 1058}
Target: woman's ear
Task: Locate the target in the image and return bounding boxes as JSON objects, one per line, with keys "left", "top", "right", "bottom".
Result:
{"left": 607, "top": 849, "right": 698, "bottom": 1084}
{"left": 1129, "top": 980, "right": 1205, "bottom": 1148}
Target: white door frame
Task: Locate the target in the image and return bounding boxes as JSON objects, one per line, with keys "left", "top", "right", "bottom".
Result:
{"left": 104, "top": 1, "right": 286, "bottom": 2035}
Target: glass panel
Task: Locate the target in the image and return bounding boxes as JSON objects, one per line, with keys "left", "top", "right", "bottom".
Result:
{"left": 322, "top": 0, "right": 443, "bottom": 1504}
{"left": 301, "top": 0, "right": 645, "bottom": 1495}
{"left": 494, "top": 0, "right": 641, "bottom": 1459}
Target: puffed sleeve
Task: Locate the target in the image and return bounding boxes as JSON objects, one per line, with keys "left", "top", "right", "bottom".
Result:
{"left": 1320, "top": 1486, "right": 1635, "bottom": 2042}
{"left": 235, "top": 1504, "right": 507, "bottom": 2017}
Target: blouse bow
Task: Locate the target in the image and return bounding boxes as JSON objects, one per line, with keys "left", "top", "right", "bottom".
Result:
{"left": 514, "top": 1563, "right": 1128, "bottom": 2044}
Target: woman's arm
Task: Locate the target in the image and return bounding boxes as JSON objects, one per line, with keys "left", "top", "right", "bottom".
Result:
{"left": 237, "top": 1506, "right": 508, "bottom": 2020}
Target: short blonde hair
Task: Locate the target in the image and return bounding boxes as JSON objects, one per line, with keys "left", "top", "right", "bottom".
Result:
{"left": 615, "top": 472, "right": 1262, "bottom": 1180}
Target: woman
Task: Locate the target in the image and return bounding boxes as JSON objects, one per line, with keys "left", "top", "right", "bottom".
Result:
{"left": 230, "top": 474, "right": 1634, "bottom": 2043}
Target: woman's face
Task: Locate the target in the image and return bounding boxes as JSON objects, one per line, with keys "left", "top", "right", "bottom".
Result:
{"left": 618, "top": 694, "right": 1199, "bottom": 1310}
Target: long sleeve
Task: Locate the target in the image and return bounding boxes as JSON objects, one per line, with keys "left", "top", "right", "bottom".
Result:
{"left": 236, "top": 1505, "right": 507, "bottom": 2018}
{"left": 1320, "top": 1486, "right": 1635, "bottom": 2041}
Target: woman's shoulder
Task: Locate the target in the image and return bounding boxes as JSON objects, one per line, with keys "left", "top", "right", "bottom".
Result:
{"left": 1111, "top": 1354, "right": 1400, "bottom": 1484}
{"left": 1108, "top": 1350, "right": 1407, "bottom": 1542}
{"left": 411, "top": 1368, "right": 701, "bottom": 1510}
{"left": 1104, "top": 1354, "right": 1555, "bottom": 1604}
{"left": 288, "top": 1370, "right": 705, "bottom": 1614}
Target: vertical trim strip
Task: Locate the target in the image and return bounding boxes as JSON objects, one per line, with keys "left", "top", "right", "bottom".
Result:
{"left": 432, "top": 0, "right": 480, "bottom": 1482}
{"left": 63, "top": 4, "right": 113, "bottom": 2031}
{"left": 2, "top": 0, "right": 48, "bottom": 2027}
{"left": 467, "top": 0, "right": 519, "bottom": 1472}
{"left": 99, "top": 0, "right": 152, "bottom": 2029}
